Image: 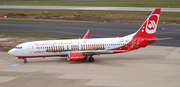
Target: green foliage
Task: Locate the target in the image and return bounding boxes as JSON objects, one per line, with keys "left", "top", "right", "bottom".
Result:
{"left": 0, "top": 47, "right": 10, "bottom": 52}
{"left": 0, "top": 9, "right": 180, "bottom": 23}
{"left": 0, "top": 0, "right": 180, "bottom": 8}
{"left": 0, "top": 18, "right": 76, "bottom": 23}
{"left": 0, "top": 32, "right": 77, "bottom": 39}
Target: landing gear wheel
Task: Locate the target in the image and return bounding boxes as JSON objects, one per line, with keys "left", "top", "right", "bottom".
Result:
{"left": 24, "top": 60, "right": 27, "bottom": 63}
{"left": 88, "top": 57, "right": 94, "bottom": 62}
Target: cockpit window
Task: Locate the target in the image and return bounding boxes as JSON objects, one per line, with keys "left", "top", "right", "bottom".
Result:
{"left": 15, "top": 47, "right": 22, "bottom": 49}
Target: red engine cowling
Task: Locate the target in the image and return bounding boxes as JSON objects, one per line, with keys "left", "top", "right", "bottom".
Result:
{"left": 67, "top": 53, "right": 85, "bottom": 61}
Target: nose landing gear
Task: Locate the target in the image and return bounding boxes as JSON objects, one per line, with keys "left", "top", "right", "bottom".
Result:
{"left": 18, "top": 57, "right": 27, "bottom": 63}
{"left": 24, "top": 60, "right": 27, "bottom": 63}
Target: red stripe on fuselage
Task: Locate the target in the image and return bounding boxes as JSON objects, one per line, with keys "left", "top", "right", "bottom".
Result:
{"left": 110, "top": 38, "right": 156, "bottom": 53}
{"left": 17, "top": 55, "right": 67, "bottom": 59}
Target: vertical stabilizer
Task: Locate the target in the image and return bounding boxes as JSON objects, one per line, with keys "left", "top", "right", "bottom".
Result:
{"left": 133, "top": 8, "right": 161, "bottom": 38}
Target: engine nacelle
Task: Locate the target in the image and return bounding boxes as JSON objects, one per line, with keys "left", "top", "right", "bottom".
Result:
{"left": 67, "top": 53, "right": 85, "bottom": 61}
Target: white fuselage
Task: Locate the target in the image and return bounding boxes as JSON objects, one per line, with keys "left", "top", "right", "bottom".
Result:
{"left": 9, "top": 37, "right": 133, "bottom": 57}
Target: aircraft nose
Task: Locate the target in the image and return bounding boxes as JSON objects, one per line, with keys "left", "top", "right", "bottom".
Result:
{"left": 8, "top": 49, "right": 16, "bottom": 55}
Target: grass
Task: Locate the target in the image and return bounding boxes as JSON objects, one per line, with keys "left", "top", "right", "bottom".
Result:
{"left": 0, "top": 18, "right": 82, "bottom": 23}
{"left": 0, "top": 9, "right": 180, "bottom": 23}
{"left": 0, "top": 32, "right": 77, "bottom": 39}
{"left": 0, "top": 0, "right": 180, "bottom": 8}
{"left": 0, "top": 32, "right": 77, "bottom": 52}
{"left": 0, "top": 47, "right": 10, "bottom": 52}
{"left": 0, "top": 18, "right": 54, "bottom": 22}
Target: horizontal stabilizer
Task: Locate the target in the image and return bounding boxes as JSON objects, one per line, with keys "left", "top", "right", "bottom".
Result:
{"left": 146, "top": 37, "right": 173, "bottom": 41}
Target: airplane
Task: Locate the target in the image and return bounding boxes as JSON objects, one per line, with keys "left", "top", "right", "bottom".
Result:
{"left": 8, "top": 8, "right": 171, "bottom": 63}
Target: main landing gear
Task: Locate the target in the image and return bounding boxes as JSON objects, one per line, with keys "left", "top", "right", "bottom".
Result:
{"left": 85, "top": 56, "right": 94, "bottom": 62}
{"left": 88, "top": 57, "right": 94, "bottom": 62}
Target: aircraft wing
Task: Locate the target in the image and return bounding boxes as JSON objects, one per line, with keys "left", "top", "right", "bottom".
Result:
{"left": 83, "top": 29, "right": 91, "bottom": 39}
{"left": 64, "top": 50, "right": 127, "bottom": 55}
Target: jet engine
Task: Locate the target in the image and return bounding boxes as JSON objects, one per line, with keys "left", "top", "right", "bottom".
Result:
{"left": 67, "top": 53, "right": 85, "bottom": 61}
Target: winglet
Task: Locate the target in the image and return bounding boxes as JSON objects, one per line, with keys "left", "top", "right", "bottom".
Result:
{"left": 83, "top": 29, "right": 91, "bottom": 39}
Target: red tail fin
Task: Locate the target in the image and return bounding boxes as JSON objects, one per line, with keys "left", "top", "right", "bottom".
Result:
{"left": 83, "top": 29, "right": 91, "bottom": 39}
{"left": 133, "top": 8, "right": 161, "bottom": 38}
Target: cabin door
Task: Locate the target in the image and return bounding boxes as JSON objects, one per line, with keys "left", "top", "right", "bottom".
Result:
{"left": 28, "top": 43, "right": 33, "bottom": 55}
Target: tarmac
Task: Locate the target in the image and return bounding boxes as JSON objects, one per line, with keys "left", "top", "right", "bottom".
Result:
{"left": 0, "top": 21, "right": 180, "bottom": 87}
{"left": 0, "top": 45, "right": 180, "bottom": 87}
{"left": 0, "top": 21, "right": 180, "bottom": 47}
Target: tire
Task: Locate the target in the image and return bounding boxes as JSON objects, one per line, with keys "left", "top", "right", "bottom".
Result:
{"left": 88, "top": 57, "right": 94, "bottom": 62}
{"left": 24, "top": 60, "right": 27, "bottom": 63}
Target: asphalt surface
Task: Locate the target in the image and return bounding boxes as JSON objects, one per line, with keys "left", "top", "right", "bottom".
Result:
{"left": 0, "top": 21, "right": 180, "bottom": 87}
{"left": 0, "top": 21, "right": 179, "bottom": 47}
{"left": 0, "top": 6, "right": 180, "bottom": 12}
{"left": 1, "top": 46, "right": 180, "bottom": 87}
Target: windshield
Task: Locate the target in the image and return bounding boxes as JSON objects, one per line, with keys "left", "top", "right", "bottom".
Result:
{"left": 15, "top": 47, "right": 22, "bottom": 49}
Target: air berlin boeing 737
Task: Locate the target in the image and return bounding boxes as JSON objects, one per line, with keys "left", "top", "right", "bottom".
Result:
{"left": 8, "top": 8, "right": 170, "bottom": 63}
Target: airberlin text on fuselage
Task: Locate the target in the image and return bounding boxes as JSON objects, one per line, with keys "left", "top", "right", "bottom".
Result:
{"left": 33, "top": 42, "right": 74, "bottom": 47}
{"left": 33, "top": 51, "right": 45, "bottom": 54}
{"left": 70, "top": 56, "right": 84, "bottom": 59}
